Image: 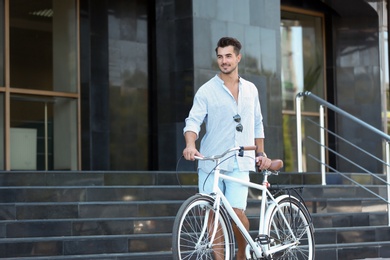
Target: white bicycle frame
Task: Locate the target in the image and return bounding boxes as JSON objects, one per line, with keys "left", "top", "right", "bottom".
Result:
{"left": 200, "top": 155, "right": 299, "bottom": 259}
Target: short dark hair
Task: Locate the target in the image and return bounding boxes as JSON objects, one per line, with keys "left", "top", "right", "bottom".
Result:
{"left": 215, "top": 37, "right": 242, "bottom": 55}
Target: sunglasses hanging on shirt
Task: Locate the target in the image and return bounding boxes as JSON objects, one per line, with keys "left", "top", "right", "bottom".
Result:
{"left": 233, "top": 114, "right": 243, "bottom": 132}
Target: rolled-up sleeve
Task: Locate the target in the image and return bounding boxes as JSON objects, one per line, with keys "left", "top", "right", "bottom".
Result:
{"left": 254, "top": 90, "right": 265, "bottom": 139}
{"left": 183, "top": 89, "right": 207, "bottom": 139}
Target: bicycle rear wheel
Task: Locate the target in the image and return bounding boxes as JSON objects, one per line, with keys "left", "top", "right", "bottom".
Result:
{"left": 266, "top": 197, "right": 315, "bottom": 260}
{"left": 172, "top": 194, "right": 235, "bottom": 260}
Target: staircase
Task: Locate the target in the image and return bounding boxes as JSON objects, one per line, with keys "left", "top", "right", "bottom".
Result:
{"left": 0, "top": 171, "right": 389, "bottom": 260}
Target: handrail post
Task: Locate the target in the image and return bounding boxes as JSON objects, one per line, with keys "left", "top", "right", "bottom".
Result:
{"left": 386, "top": 141, "right": 390, "bottom": 226}
{"left": 296, "top": 94, "right": 303, "bottom": 172}
{"left": 320, "top": 105, "right": 326, "bottom": 185}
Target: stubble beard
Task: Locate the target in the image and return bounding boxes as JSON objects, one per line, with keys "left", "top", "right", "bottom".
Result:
{"left": 219, "top": 64, "right": 237, "bottom": 75}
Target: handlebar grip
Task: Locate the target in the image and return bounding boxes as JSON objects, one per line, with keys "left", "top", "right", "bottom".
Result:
{"left": 241, "top": 145, "right": 257, "bottom": 151}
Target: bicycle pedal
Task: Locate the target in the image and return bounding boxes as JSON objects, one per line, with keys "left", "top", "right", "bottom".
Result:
{"left": 256, "top": 234, "right": 271, "bottom": 245}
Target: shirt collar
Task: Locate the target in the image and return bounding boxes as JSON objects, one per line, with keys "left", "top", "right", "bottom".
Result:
{"left": 215, "top": 74, "right": 242, "bottom": 84}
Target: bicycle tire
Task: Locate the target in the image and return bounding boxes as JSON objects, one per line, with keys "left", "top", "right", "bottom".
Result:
{"left": 172, "top": 194, "right": 235, "bottom": 260}
{"left": 265, "top": 196, "right": 315, "bottom": 260}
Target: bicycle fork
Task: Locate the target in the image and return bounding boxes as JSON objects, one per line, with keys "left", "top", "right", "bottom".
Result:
{"left": 196, "top": 194, "right": 222, "bottom": 251}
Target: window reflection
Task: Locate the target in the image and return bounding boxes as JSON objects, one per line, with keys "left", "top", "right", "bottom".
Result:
{"left": 6, "top": 0, "right": 79, "bottom": 170}
{"left": 108, "top": 0, "right": 149, "bottom": 170}
{"left": 281, "top": 12, "right": 324, "bottom": 111}
{"left": 0, "top": 94, "right": 3, "bottom": 170}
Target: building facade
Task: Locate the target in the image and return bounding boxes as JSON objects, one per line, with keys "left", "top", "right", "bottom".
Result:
{"left": 0, "top": 0, "right": 388, "bottom": 172}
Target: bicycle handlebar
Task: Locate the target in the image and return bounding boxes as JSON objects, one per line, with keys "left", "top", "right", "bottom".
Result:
{"left": 194, "top": 145, "right": 283, "bottom": 172}
{"left": 194, "top": 146, "right": 256, "bottom": 161}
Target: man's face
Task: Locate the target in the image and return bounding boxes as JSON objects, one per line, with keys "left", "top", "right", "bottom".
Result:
{"left": 216, "top": 46, "right": 241, "bottom": 75}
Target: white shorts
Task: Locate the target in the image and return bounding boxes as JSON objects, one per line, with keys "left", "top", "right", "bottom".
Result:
{"left": 198, "top": 159, "right": 249, "bottom": 210}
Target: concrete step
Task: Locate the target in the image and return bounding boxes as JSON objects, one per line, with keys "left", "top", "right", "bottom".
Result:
{"left": 2, "top": 211, "right": 388, "bottom": 240}
{"left": 1, "top": 209, "right": 388, "bottom": 238}
{"left": 1, "top": 198, "right": 386, "bottom": 224}
{"left": 0, "top": 233, "right": 173, "bottom": 259}
{"left": 311, "top": 211, "right": 388, "bottom": 228}
{"left": 2, "top": 224, "right": 390, "bottom": 258}
{"left": 3, "top": 252, "right": 173, "bottom": 260}
{"left": 0, "top": 200, "right": 182, "bottom": 220}
{"left": 0, "top": 217, "right": 173, "bottom": 238}
{"left": 0, "top": 171, "right": 386, "bottom": 187}
{"left": 1, "top": 185, "right": 386, "bottom": 212}
{"left": 314, "top": 225, "right": 390, "bottom": 245}
{"left": 0, "top": 185, "right": 198, "bottom": 203}
{"left": 315, "top": 241, "right": 390, "bottom": 260}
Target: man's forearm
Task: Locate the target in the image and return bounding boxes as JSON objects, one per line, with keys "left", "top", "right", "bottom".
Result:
{"left": 185, "top": 131, "right": 197, "bottom": 148}
{"left": 255, "top": 138, "right": 266, "bottom": 156}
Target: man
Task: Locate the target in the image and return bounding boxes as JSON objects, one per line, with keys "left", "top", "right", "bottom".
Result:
{"left": 183, "top": 37, "right": 271, "bottom": 260}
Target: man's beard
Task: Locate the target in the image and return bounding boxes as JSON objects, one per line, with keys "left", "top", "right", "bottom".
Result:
{"left": 219, "top": 64, "right": 237, "bottom": 75}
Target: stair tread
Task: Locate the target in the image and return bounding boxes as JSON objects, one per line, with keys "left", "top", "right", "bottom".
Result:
{"left": 0, "top": 232, "right": 171, "bottom": 242}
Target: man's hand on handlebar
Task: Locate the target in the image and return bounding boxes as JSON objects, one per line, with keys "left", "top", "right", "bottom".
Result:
{"left": 256, "top": 155, "right": 272, "bottom": 171}
{"left": 183, "top": 146, "right": 202, "bottom": 161}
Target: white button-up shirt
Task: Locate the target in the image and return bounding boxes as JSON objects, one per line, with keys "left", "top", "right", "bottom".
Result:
{"left": 184, "top": 75, "right": 265, "bottom": 173}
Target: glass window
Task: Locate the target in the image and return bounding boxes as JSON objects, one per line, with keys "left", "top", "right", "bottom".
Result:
{"left": 6, "top": 0, "right": 79, "bottom": 170}
{"left": 108, "top": 0, "right": 149, "bottom": 170}
{"left": 0, "top": 93, "right": 3, "bottom": 170}
{"left": 9, "top": 0, "right": 77, "bottom": 92}
{"left": 281, "top": 10, "right": 325, "bottom": 172}
{"left": 0, "top": 0, "right": 4, "bottom": 86}
{"left": 10, "top": 95, "right": 77, "bottom": 170}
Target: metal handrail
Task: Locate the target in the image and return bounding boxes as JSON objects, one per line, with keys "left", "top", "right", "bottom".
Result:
{"left": 296, "top": 91, "right": 390, "bottom": 141}
{"left": 296, "top": 91, "right": 390, "bottom": 225}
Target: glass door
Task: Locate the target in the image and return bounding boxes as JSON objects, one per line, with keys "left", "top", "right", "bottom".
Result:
{"left": 281, "top": 8, "right": 326, "bottom": 172}
{"left": 4, "top": 0, "right": 79, "bottom": 170}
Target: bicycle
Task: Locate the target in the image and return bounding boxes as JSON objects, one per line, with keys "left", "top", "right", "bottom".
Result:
{"left": 172, "top": 146, "right": 315, "bottom": 260}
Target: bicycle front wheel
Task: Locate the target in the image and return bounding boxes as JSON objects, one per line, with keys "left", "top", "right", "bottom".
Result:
{"left": 266, "top": 197, "right": 315, "bottom": 260}
{"left": 172, "top": 194, "right": 235, "bottom": 260}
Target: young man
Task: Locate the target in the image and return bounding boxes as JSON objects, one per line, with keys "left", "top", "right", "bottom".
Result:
{"left": 183, "top": 37, "right": 271, "bottom": 260}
